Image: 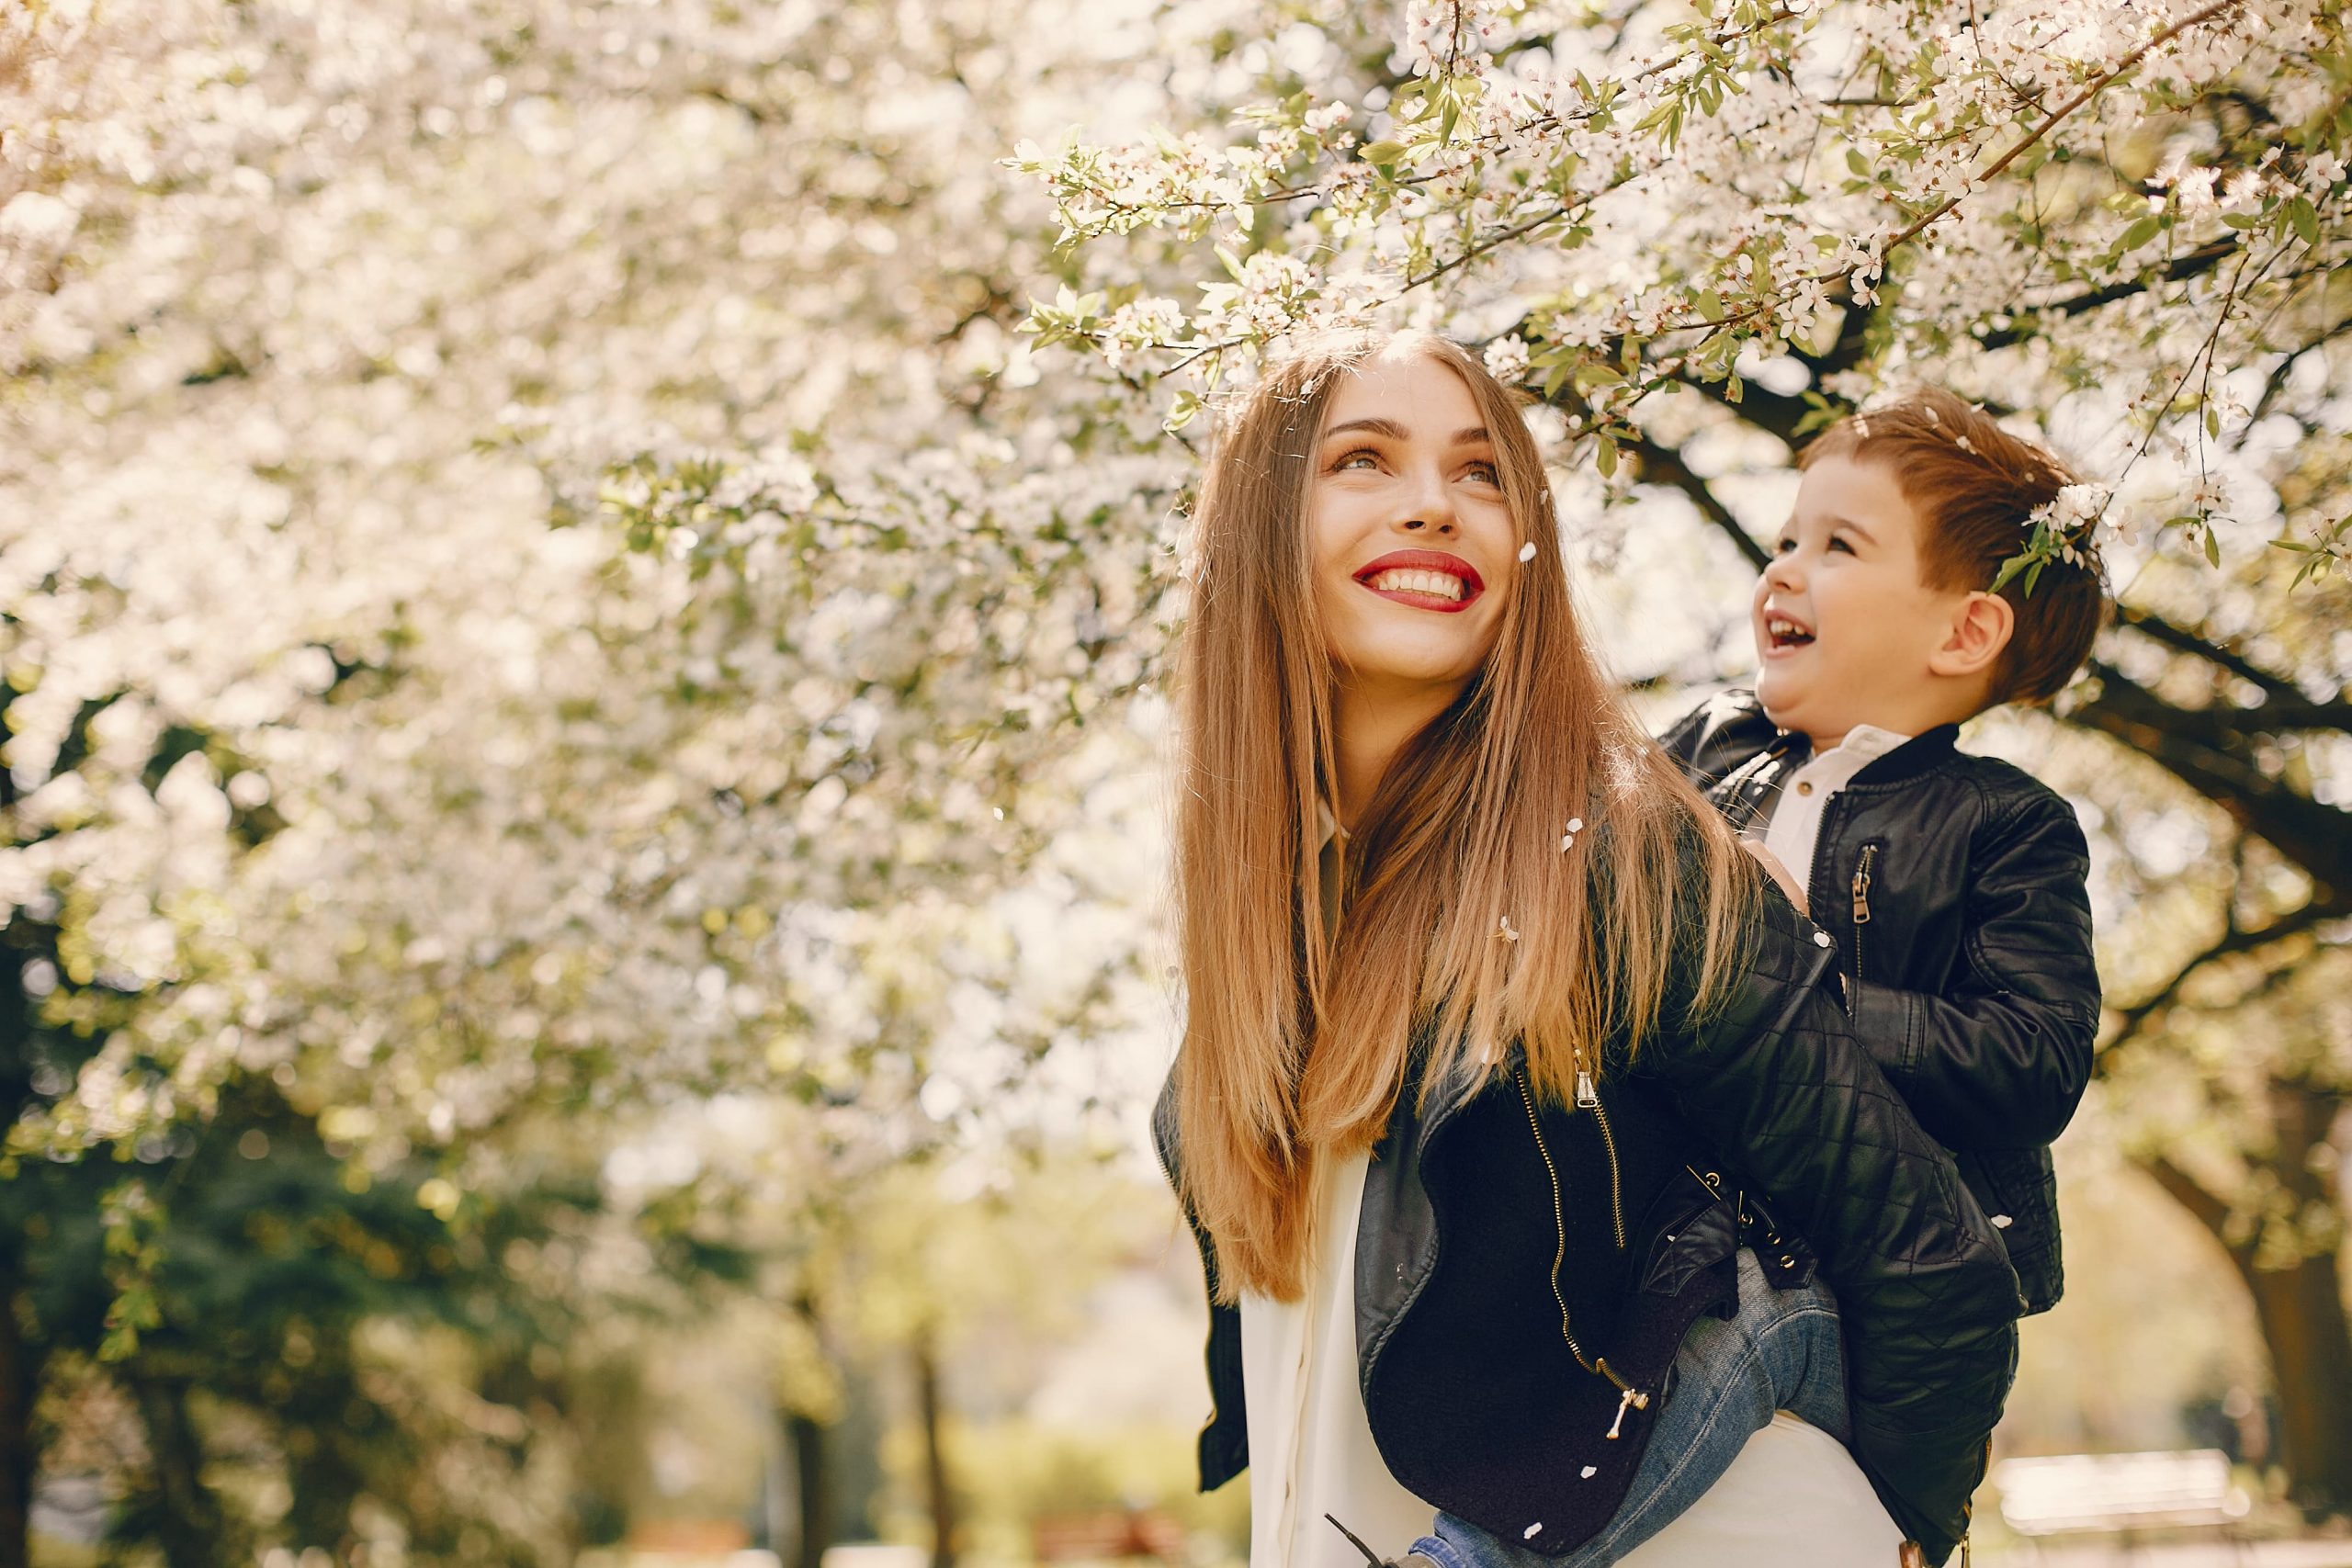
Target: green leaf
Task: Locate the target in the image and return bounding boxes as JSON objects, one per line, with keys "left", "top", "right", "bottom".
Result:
{"left": 1359, "top": 141, "right": 1407, "bottom": 167}
{"left": 2206, "top": 404, "right": 2222, "bottom": 438}
{"left": 1695, "top": 289, "right": 1724, "bottom": 323}
{"left": 2287, "top": 196, "right": 2321, "bottom": 246}
{"left": 1989, "top": 554, "right": 2027, "bottom": 594}
{"left": 2120, "top": 215, "right": 2160, "bottom": 251}
{"left": 1595, "top": 435, "right": 1619, "bottom": 479}
{"left": 2201, "top": 525, "right": 2222, "bottom": 567}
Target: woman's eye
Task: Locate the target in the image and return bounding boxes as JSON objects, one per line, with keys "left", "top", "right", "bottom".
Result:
{"left": 1463, "top": 460, "right": 1501, "bottom": 486}
{"left": 1332, "top": 448, "right": 1380, "bottom": 472}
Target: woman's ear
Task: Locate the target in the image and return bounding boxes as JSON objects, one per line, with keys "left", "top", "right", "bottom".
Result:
{"left": 1928, "top": 591, "right": 2015, "bottom": 681}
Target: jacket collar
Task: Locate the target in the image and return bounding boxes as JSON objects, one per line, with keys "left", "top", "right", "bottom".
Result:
{"left": 1758, "top": 719, "right": 1960, "bottom": 786}
{"left": 1843, "top": 722, "right": 1960, "bottom": 786}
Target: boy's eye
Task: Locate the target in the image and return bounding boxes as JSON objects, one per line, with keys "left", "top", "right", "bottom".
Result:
{"left": 1827, "top": 535, "right": 1855, "bottom": 554}
{"left": 1773, "top": 536, "right": 1797, "bottom": 555}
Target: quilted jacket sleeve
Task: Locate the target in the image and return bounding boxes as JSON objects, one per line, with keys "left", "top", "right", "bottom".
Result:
{"left": 1846, "top": 788, "right": 2099, "bottom": 1150}
{"left": 1656, "top": 689, "right": 1779, "bottom": 792}
{"left": 1640, "top": 875, "right": 2022, "bottom": 1565}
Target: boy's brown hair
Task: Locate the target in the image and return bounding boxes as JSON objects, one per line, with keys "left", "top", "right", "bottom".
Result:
{"left": 1800, "top": 388, "right": 2107, "bottom": 708}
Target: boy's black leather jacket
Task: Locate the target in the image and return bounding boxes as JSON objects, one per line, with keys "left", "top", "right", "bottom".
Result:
{"left": 1660, "top": 688, "right": 2101, "bottom": 1314}
{"left": 1155, "top": 856, "right": 2022, "bottom": 1565}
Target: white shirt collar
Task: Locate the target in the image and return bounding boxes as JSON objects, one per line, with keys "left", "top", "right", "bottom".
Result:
{"left": 1817, "top": 723, "right": 1911, "bottom": 764}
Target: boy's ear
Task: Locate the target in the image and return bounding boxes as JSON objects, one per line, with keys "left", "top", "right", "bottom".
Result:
{"left": 1928, "top": 591, "right": 2014, "bottom": 681}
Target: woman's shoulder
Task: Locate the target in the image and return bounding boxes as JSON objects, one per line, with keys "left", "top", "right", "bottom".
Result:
{"left": 1655, "top": 687, "right": 1778, "bottom": 787}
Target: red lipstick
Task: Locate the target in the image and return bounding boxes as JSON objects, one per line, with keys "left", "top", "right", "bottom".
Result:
{"left": 1352, "top": 549, "right": 1485, "bottom": 613}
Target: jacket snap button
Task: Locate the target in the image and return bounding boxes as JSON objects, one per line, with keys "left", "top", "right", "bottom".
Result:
{"left": 1992, "top": 1214, "right": 2013, "bottom": 1228}
{"left": 1812, "top": 931, "right": 1832, "bottom": 948}
{"left": 1796, "top": 781, "right": 1814, "bottom": 795}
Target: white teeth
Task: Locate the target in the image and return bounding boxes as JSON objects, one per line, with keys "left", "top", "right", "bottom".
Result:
{"left": 1369, "top": 568, "right": 1466, "bottom": 601}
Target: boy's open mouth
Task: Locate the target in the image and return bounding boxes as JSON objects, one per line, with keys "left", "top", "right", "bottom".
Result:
{"left": 1763, "top": 612, "right": 1815, "bottom": 652}
{"left": 1354, "top": 549, "right": 1484, "bottom": 613}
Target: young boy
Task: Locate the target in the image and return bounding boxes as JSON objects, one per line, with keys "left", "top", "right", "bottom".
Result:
{"left": 1671, "top": 388, "right": 2102, "bottom": 1326}
{"left": 1400, "top": 391, "right": 2103, "bottom": 1568}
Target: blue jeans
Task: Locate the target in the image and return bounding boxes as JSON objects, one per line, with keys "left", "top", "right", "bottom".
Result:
{"left": 1410, "top": 1247, "right": 1849, "bottom": 1568}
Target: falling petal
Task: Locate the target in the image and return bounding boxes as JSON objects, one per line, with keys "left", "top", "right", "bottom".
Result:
{"left": 1517, "top": 541, "right": 1537, "bottom": 562}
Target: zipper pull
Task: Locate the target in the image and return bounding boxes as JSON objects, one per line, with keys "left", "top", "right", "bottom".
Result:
{"left": 1575, "top": 1069, "right": 1600, "bottom": 1110}
{"left": 1605, "top": 1384, "right": 1650, "bottom": 1439}
{"left": 1850, "top": 844, "right": 1876, "bottom": 925}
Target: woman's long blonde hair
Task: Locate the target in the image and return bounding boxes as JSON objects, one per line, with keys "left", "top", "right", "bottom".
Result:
{"left": 1171, "top": 330, "right": 1756, "bottom": 1302}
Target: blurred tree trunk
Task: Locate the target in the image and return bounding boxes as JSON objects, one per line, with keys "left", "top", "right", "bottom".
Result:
{"left": 2147, "top": 1077, "right": 2352, "bottom": 1515}
{"left": 0, "top": 1247, "right": 33, "bottom": 1568}
{"left": 787, "top": 1404, "right": 831, "bottom": 1568}
{"left": 130, "top": 1376, "right": 229, "bottom": 1568}
{"left": 915, "top": 1330, "right": 956, "bottom": 1568}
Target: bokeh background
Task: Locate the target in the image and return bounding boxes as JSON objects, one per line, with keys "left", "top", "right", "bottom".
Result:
{"left": 3, "top": 2, "right": 2348, "bottom": 1565}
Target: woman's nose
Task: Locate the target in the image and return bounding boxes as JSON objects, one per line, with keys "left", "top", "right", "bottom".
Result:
{"left": 1400, "top": 469, "right": 1457, "bottom": 535}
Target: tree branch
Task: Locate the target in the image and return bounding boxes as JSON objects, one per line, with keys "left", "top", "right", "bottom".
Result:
{"left": 1974, "top": 240, "right": 2240, "bottom": 350}
{"left": 2141, "top": 1155, "right": 2248, "bottom": 1269}
{"left": 2113, "top": 604, "right": 2302, "bottom": 699}
{"left": 1623, "top": 431, "right": 1771, "bottom": 570}
{"left": 2067, "top": 661, "right": 2352, "bottom": 896}
{"left": 2097, "top": 899, "right": 2340, "bottom": 1070}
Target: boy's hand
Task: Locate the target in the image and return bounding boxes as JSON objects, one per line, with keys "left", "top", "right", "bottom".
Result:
{"left": 1738, "top": 837, "right": 1809, "bottom": 917}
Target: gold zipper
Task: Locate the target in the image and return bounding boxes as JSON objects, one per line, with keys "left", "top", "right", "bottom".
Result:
{"left": 1515, "top": 1068, "right": 1598, "bottom": 1374}
{"left": 1850, "top": 842, "right": 1876, "bottom": 925}
{"left": 1514, "top": 1065, "right": 1644, "bottom": 1438}
{"left": 1849, "top": 842, "right": 1877, "bottom": 998}
{"left": 1591, "top": 1094, "right": 1627, "bottom": 1250}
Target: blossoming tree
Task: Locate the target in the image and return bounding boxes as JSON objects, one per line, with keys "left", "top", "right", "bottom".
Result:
{"left": 3, "top": 0, "right": 1172, "bottom": 1557}
{"left": 4, "top": 0, "right": 2350, "bottom": 1553}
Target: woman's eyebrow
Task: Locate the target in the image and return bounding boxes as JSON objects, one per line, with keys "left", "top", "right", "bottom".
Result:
{"left": 1322, "top": 418, "right": 1493, "bottom": 445}
{"left": 1324, "top": 416, "right": 1408, "bottom": 440}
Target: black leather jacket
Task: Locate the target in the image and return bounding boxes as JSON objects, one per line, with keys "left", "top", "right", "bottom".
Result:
{"left": 1659, "top": 689, "right": 2101, "bottom": 1315}
{"left": 1156, "top": 842, "right": 2021, "bottom": 1565}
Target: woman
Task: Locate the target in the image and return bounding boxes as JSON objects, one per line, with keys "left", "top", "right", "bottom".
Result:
{"left": 1148, "top": 332, "right": 2018, "bottom": 1567}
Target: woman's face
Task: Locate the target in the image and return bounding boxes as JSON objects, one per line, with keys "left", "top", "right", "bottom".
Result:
{"left": 1309, "top": 351, "right": 1518, "bottom": 706}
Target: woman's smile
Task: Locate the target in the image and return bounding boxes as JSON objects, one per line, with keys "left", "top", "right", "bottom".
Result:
{"left": 1353, "top": 548, "right": 1487, "bottom": 612}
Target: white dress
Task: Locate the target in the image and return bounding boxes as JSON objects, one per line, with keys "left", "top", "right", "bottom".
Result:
{"left": 1238, "top": 1152, "right": 1904, "bottom": 1568}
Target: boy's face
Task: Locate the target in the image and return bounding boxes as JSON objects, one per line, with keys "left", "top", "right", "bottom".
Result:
{"left": 1751, "top": 454, "right": 1986, "bottom": 750}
